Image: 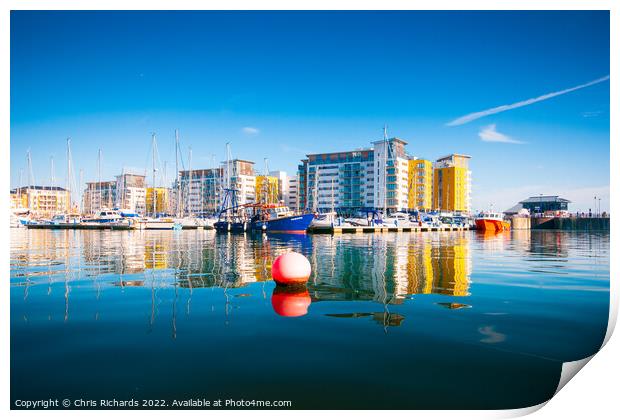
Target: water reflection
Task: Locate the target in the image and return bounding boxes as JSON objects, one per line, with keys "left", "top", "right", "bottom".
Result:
{"left": 10, "top": 229, "right": 609, "bottom": 330}
{"left": 271, "top": 285, "right": 312, "bottom": 317}
{"left": 10, "top": 229, "right": 610, "bottom": 409}
{"left": 11, "top": 230, "right": 474, "bottom": 309}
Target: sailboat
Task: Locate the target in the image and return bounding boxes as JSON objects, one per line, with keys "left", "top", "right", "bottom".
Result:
{"left": 143, "top": 133, "right": 175, "bottom": 230}
{"left": 214, "top": 143, "right": 248, "bottom": 232}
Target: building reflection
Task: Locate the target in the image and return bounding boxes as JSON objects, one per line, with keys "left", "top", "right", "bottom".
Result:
{"left": 11, "top": 229, "right": 474, "bottom": 329}
{"left": 310, "top": 232, "right": 472, "bottom": 304}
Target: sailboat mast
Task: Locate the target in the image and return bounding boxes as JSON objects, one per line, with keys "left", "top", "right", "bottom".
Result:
{"left": 152, "top": 133, "right": 157, "bottom": 217}
{"left": 175, "top": 129, "right": 180, "bottom": 217}
{"left": 97, "top": 149, "right": 102, "bottom": 211}
{"left": 18, "top": 168, "right": 23, "bottom": 209}
{"left": 66, "top": 138, "right": 72, "bottom": 213}
{"left": 188, "top": 147, "right": 193, "bottom": 217}
{"left": 383, "top": 124, "right": 388, "bottom": 216}
{"left": 79, "top": 169, "right": 83, "bottom": 214}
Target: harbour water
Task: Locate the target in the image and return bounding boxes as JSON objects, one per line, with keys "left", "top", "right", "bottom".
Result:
{"left": 10, "top": 229, "right": 609, "bottom": 409}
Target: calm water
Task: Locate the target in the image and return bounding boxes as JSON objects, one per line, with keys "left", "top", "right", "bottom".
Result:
{"left": 10, "top": 229, "right": 609, "bottom": 409}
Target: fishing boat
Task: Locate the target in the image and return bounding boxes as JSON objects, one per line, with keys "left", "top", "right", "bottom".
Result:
{"left": 214, "top": 185, "right": 249, "bottom": 232}
{"left": 475, "top": 211, "right": 510, "bottom": 232}
{"left": 248, "top": 204, "right": 315, "bottom": 233}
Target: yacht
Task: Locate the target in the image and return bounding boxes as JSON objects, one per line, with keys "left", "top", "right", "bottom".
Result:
{"left": 381, "top": 212, "right": 414, "bottom": 228}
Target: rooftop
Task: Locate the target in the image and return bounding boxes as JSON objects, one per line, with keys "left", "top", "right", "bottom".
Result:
{"left": 519, "top": 196, "right": 571, "bottom": 204}
{"left": 436, "top": 153, "right": 472, "bottom": 161}
{"left": 11, "top": 185, "right": 68, "bottom": 192}
{"left": 371, "top": 137, "right": 408, "bottom": 146}
{"left": 306, "top": 148, "right": 373, "bottom": 158}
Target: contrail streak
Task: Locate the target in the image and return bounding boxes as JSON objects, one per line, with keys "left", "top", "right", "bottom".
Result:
{"left": 446, "top": 75, "right": 610, "bottom": 126}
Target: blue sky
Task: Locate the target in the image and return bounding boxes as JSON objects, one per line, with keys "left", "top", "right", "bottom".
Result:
{"left": 10, "top": 11, "right": 610, "bottom": 212}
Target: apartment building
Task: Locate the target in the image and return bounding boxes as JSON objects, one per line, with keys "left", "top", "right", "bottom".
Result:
{"left": 433, "top": 154, "right": 472, "bottom": 214}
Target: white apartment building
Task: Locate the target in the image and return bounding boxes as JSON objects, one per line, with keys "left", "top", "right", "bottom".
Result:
{"left": 115, "top": 173, "right": 147, "bottom": 215}
{"left": 268, "top": 170, "right": 290, "bottom": 203}
{"left": 373, "top": 138, "right": 410, "bottom": 212}
{"left": 301, "top": 138, "right": 411, "bottom": 214}
{"left": 286, "top": 177, "right": 299, "bottom": 210}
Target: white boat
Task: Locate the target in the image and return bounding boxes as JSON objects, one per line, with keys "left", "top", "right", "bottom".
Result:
{"left": 345, "top": 211, "right": 383, "bottom": 227}
{"left": 142, "top": 217, "right": 176, "bottom": 230}
{"left": 382, "top": 212, "right": 414, "bottom": 228}
{"left": 175, "top": 216, "right": 217, "bottom": 229}
{"left": 202, "top": 216, "right": 217, "bottom": 229}
{"left": 10, "top": 208, "right": 31, "bottom": 227}
{"left": 311, "top": 211, "right": 348, "bottom": 227}
{"left": 81, "top": 209, "right": 135, "bottom": 229}
{"left": 50, "top": 213, "right": 81, "bottom": 225}
{"left": 418, "top": 214, "right": 442, "bottom": 228}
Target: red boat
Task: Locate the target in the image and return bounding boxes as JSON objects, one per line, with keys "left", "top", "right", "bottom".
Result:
{"left": 475, "top": 211, "right": 511, "bottom": 232}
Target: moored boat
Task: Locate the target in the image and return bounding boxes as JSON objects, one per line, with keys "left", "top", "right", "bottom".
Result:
{"left": 248, "top": 204, "right": 315, "bottom": 233}
{"left": 475, "top": 211, "right": 510, "bottom": 232}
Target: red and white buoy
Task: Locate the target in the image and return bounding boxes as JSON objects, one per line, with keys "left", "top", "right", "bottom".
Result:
{"left": 271, "top": 252, "right": 311, "bottom": 286}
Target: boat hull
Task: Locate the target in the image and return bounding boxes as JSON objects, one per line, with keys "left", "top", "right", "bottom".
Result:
{"left": 475, "top": 219, "right": 510, "bottom": 232}
{"left": 214, "top": 221, "right": 248, "bottom": 232}
{"left": 251, "top": 213, "right": 314, "bottom": 233}
{"left": 143, "top": 221, "right": 176, "bottom": 230}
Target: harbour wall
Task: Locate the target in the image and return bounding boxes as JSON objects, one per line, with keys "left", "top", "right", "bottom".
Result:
{"left": 510, "top": 217, "right": 531, "bottom": 230}
{"left": 529, "top": 217, "right": 610, "bottom": 231}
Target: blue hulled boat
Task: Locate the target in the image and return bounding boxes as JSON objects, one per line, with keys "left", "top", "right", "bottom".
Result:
{"left": 249, "top": 204, "right": 315, "bottom": 233}
{"left": 214, "top": 187, "right": 249, "bottom": 233}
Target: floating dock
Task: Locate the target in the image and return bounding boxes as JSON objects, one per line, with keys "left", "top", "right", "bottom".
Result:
{"left": 25, "top": 223, "right": 213, "bottom": 231}
{"left": 308, "top": 226, "right": 472, "bottom": 234}
{"left": 26, "top": 223, "right": 134, "bottom": 230}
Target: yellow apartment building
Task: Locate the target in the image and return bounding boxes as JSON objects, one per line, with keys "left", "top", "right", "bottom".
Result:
{"left": 407, "top": 158, "right": 433, "bottom": 211}
{"left": 255, "top": 175, "right": 280, "bottom": 204}
{"left": 10, "top": 186, "right": 71, "bottom": 218}
{"left": 432, "top": 154, "right": 471, "bottom": 213}
{"left": 145, "top": 187, "right": 171, "bottom": 215}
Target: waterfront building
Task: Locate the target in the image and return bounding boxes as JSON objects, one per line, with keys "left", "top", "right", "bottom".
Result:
{"left": 505, "top": 195, "right": 571, "bottom": 216}
{"left": 145, "top": 187, "right": 172, "bottom": 215}
{"left": 304, "top": 148, "right": 374, "bottom": 213}
{"left": 255, "top": 175, "right": 280, "bottom": 204}
{"left": 286, "top": 177, "right": 299, "bottom": 210}
{"left": 222, "top": 159, "right": 256, "bottom": 205}
{"left": 296, "top": 159, "right": 308, "bottom": 210}
{"left": 10, "top": 185, "right": 70, "bottom": 217}
{"left": 83, "top": 181, "right": 117, "bottom": 215}
{"left": 268, "top": 170, "right": 290, "bottom": 203}
{"left": 432, "top": 154, "right": 472, "bottom": 214}
{"left": 407, "top": 158, "right": 433, "bottom": 212}
{"left": 10, "top": 188, "right": 28, "bottom": 210}
{"left": 373, "top": 138, "right": 410, "bottom": 212}
{"left": 178, "top": 168, "right": 223, "bottom": 216}
{"left": 299, "top": 137, "right": 417, "bottom": 214}
{"left": 115, "top": 173, "right": 146, "bottom": 215}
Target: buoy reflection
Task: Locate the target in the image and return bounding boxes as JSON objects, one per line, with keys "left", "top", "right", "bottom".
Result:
{"left": 271, "top": 285, "right": 311, "bottom": 317}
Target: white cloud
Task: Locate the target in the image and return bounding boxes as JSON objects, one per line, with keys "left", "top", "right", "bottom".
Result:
{"left": 447, "top": 75, "right": 610, "bottom": 126}
{"left": 478, "top": 124, "right": 523, "bottom": 144}
{"left": 242, "top": 127, "right": 259, "bottom": 135}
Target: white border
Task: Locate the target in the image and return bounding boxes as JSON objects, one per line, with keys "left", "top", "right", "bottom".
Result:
{"left": 2, "top": 2, "right": 616, "bottom": 420}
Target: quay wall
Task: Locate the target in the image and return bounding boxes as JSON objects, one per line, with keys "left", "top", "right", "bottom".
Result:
{"left": 530, "top": 217, "right": 610, "bottom": 231}
{"left": 510, "top": 217, "right": 531, "bottom": 230}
